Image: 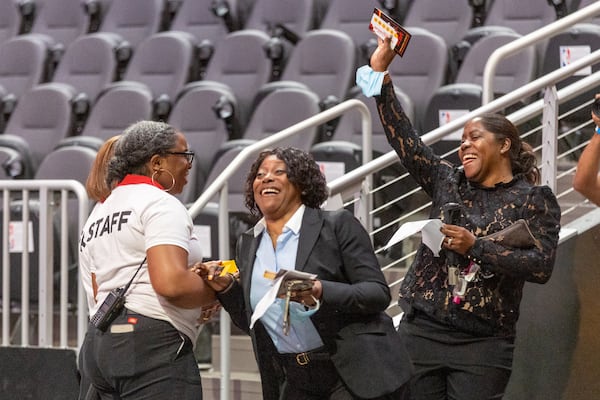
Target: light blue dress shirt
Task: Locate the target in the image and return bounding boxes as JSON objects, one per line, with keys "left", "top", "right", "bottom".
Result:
{"left": 249, "top": 205, "right": 324, "bottom": 353}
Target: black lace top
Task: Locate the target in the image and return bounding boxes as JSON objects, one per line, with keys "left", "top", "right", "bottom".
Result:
{"left": 375, "top": 81, "right": 561, "bottom": 337}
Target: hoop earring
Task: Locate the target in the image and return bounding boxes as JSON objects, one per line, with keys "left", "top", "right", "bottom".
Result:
{"left": 151, "top": 169, "right": 176, "bottom": 192}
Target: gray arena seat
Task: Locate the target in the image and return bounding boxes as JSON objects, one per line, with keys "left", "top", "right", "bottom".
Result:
{"left": 387, "top": 27, "right": 448, "bottom": 132}
{"left": 0, "top": 0, "right": 21, "bottom": 44}
{"left": 79, "top": 82, "right": 154, "bottom": 141}
{"left": 118, "top": 30, "right": 199, "bottom": 107}
{"left": 96, "top": 0, "right": 166, "bottom": 51}
{"left": 424, "top": 31, "right": 536, "bottom": 161}
{"left": 200, "top": 29, "right": 273, "bottom": 133}
{"left": 402, "top": 0, "right": 473, "bottom": 49}
{"left": 28, "top": 0, "right": 92, "bottom": 50}
{"left": 0, "top": 34, "right": 54, "bottom": 131}
{"left": 52, "top": 32, "right": 128, "bottom": 105}
{"left": 318, "top": 0, "right": 397, "bottom": 69}
{"left": 243, "top": 0, "right": 316, "bottom": 37}
{"left": 0, "top": 83, "right": 83, "bottom": 175}
{"left": 168, "top": 81, "right": 238, "bottom": 203}
{"left": 257, "top": 29, "right": 356, "bottom": 115}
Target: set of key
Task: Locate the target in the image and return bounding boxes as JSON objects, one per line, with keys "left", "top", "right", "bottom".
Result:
{"left": 282, "top": 279, "right": 313, "bottom": 335}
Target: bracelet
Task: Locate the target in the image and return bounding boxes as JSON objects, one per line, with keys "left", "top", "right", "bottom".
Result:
{"left": 217, "top": 273, "right": 236, "bottom": 294}
{"left": 595, "top": 126, "right": 600, "bottom": 135}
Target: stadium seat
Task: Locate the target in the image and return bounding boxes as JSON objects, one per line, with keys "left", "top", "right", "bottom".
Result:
{"left": 257, "top": 29, "right": 356, "bottom": 112}
{"left": 402, "top": 0, "right": 473, "bottom": 49}
{"left": 79, "top": 82, "right": 154, "bottom": 141}
{"left": 118, "top": 30, "right": 199, "bottom": 107}
{"left": 310, "top": 140, "right": 363, "bottom": 183}
{"left": 52, "top": 32, "right": 128, "bottom": 105}
{"left": 241, "top": 86, "right": 321, "bottom": 149}
{"left": 482, "top": 0, "right": 557, "bottom": 62}
{"left": 423, "top": 31, "right": 536, "bottom": 161}
{"left": 0, "top": 34, "right": 55, "bottom": 130}
{"left": 387, "top": 27, "right": 448, "bottom": 132}
{"left": 28, "top": 0, "right": 92, "bottom": 50}
{"left": 243, "top": 0, "right": 316, "bottom": 38}
{"left": 0, "top": 83, "right": 83, "bottom": 175}
{"left": 541, "top": 23, "right": 600, "bottom": 128}
{"left": 484, "top": 0, "right": 558, "bottom": 35}
{"left": 170, "top": 0, "right": 241, "bottom": 44}
{"left": 0, "top": 0, "right": 21, "bottom": 44}
{"left": 168, "top": 81, "right": 238, "bottom": 203}
{"left": 35, "top": 142, "right": 99, "bottom": 243}
{"left": 577, "top": 0, "right": 600, "bottom": 25}
{"left": 319, "top": 0, "right": 398, "bottom": 69}
{"left": 200, "top": 29, "right": 274, "bottom": 133}
{"left": 96, "top": 0, "right": 166, "bottom": 51}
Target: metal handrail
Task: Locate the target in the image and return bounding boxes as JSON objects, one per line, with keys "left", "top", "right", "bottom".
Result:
{"left": 482, "top": 0, "right": 600, "bottom": 104}
{"left": 0, "top": 179, "right": 89, "bottom": 347}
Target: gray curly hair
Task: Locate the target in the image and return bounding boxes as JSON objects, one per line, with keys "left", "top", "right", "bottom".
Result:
{"left": 106, "top": 120, "right": 178, "bottom": 185}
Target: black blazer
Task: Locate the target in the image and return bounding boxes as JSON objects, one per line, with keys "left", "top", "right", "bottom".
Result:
{"left": 218, "top": 207, "right": 413, "bottom": 399}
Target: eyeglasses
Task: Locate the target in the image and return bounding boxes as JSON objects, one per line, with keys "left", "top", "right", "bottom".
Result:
{"left": 165, "top": 151, "right": 194, "bottom": 163}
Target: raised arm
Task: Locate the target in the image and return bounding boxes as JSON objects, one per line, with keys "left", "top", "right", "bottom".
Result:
{"left": 573, "top": 99, "right": 600, "bottom": 206}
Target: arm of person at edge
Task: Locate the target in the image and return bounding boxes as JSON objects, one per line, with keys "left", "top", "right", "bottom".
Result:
{"left": 147, "top": 244, "right": 218, "bottom": 309}
{"left": 573, "top": 94, "right": 600, "bottom": 206}
{"left": 371, "top": 36, "right": 560, "bottom": 283}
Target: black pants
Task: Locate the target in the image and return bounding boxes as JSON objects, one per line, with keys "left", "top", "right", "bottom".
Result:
{"left": 399, "top": 312, "right": 514, "bottom": 400}
{"left": 78, "top": 309, "right": 202, "bottom": 399}
{"left": 277, "top": 350, "right": 409, "bottom": 400}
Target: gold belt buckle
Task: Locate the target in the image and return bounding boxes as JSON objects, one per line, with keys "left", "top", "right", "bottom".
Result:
{"left": 296, "top": 352, "right": 310, "bottom": 366}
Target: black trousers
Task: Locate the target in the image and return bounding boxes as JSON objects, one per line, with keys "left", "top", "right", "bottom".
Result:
{"left": 276, "top": 349, "right": 409, "bottom": 400}
{"left": 399, "top": 312, "right": 514, "bottom": 400}
{"left": 78, "top": 309, "right": 202, "bottom": 400}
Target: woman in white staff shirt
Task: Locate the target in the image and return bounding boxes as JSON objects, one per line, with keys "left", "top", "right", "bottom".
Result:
{"left": 78, "top": 120, "right": 217, "bottom": 399}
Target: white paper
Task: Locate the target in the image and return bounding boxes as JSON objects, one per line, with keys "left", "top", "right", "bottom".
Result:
{"left": 384, "top": 219, "right": 444, "bottom": 256}
{"left": 249, "top": 269, "right": 317, "bottom": 329}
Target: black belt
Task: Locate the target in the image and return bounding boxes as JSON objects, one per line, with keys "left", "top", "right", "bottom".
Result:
{"left": 277, "top": 347, "right": 330, "bottom": 366}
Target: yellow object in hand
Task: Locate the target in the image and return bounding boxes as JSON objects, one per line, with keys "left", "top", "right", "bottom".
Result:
{"left": 220, "top": 260, "right": 238, "bottom": 276}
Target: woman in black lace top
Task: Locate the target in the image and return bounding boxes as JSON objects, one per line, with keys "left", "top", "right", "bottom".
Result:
{"left": 366, "top": 37, "right": 561, "bottom": 399}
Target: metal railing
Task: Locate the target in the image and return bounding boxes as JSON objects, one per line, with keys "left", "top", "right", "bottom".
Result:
{"left": 0, "top": 180, "right": 89, "bottom": 348}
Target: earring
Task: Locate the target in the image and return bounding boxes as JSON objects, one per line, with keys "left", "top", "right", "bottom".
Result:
{"left": 151, "top": 169, "right": 175, "bottom": 192}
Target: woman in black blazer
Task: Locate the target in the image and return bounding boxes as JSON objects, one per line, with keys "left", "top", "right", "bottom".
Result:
{"left": 196, "top": 147, "right": 412, "bottom": 399}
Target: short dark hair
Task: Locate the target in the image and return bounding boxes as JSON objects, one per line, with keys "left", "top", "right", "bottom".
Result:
{"left": 106, "top": 120, "right": 178, "bottom": 185}
{"left": 244, "top": 147, "right": 329, "bottom": 216}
